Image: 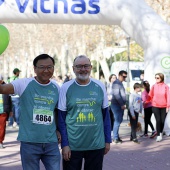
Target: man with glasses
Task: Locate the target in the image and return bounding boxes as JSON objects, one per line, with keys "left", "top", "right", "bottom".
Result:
{"left": 58, "top": 55, "right": 111, "bottom": 170}
{"left": 0, "top": 54, "right": 61, "bottom": 170}
{"left": 110, "top": 70, "right": 127, "bottom": 144}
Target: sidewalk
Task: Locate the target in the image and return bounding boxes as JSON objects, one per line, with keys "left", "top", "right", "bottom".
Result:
{"left": 1, "top": 113, "right": 170, "bottom": 170}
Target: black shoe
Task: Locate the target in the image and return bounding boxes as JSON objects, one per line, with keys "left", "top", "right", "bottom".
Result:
{"left": 114, "top": 139, "right": 122, "bottom": 144}
{"left": 118, "top": 137, "right": 123, "bottom": 142}
{"left": 130, "top": 137, "right": 133, "bottom": 141}
{"left": 133, "top": 139, "right": 140, "bottom": 144}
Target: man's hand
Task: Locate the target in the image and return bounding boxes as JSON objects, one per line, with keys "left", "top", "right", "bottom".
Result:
{"left": 166, "top": 108, "right": 169, "bottom": 113}
{"left": 132, "top": 116, "right": 136, "bottom": 120}
{"left": 104, "top": 143, "right": 110, "bottom": 155}
{"left": 121, "top": 105, "right": 126, "bottom": 110}
{"left": 56, "top": 130, "right": 61, "bottom": 143}
{"left": 62, "top": 146, "right": 71, "bottom": 161}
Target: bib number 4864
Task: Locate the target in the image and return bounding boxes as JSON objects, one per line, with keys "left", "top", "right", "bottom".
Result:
{"left": 35, "top": 114, "right": 51, "bottom": 122}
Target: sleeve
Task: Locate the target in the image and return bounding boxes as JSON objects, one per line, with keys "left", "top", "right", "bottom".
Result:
{"left": 129, "top": 94, "right": 135, "bottom": 117}
{"left": 141, "top": 91, "right": 147, "bottom": 107}
{"left": 102, "top": 83, "right": 109, "bottom": 109}
{"left": 58, "top": 83, "right": 70, "bottom": 148}
{"left": 58, "top": 110, "right": 69, "bottom": 148}
{"left": 102, "top": 107, "right": 112, "bottom": 143}
{"left": 166, "top": 85, "right": 170, "bottom": 108}
{"left": 149, "top": 85, "right": 154, "bottom": 100}
{"left": 58, "top": 84, "right": 68, "bottom": 111}
{"left": 141, "top": 91, "right": 147, "bottom": 103}
{"left": 11, "top": 78, "right": 32, "bottom": 96}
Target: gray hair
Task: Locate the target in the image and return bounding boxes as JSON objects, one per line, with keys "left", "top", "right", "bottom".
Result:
{"left": 73, "top": 55, "right": 91, "bottom": 65}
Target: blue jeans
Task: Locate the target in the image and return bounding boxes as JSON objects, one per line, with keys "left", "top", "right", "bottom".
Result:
{"left": 9, "top": 97, "right": 20, "bottom": 126}
{"left": 20, "top": 142, "right": 61, "bottom": 170}
{"left": 110, "top": 104, "right": 124, "bottom": 140}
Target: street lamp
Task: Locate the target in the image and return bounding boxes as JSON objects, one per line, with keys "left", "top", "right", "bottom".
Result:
{"left": 126, "top": 36, "right": 131, "bottom": 92}
{"left": 126, "top": 36, "right": 130, "bottom": 120}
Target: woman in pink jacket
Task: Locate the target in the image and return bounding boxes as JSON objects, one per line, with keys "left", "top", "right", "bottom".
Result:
{"left": 149, "top": 73, "right": 170, "bottom": 142}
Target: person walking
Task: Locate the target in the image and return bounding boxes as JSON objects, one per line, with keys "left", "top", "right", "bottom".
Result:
{"left": 58, "top": 55, "right": 111, "bottom": 170}
{"left": 149, "top": 73, "right": 170, "bottom": 142}
{"left": 128, "top": 83, "right": 142, "bottom": 144}
{"left": 141, "top": 80, "right": 157, "bottom": 138}
{"left": 8, "top": 68, "right": 21, "bottom": 128}
{"left": 107, "top": 74, "right": 117, "bottom": 138}
{"left": 110, "top": 70, "right": 127, "bottom": 144}
{"left": 0, "top": 75, "right": 12, "bottom": 149}
{"left": 0, "top": 54, "right": 61, "bottom": 170}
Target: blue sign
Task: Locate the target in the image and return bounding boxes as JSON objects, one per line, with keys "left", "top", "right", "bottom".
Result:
{"left": 0, "top": 0, "right": 4, "bottom": 6}
{"left": 15, "top": 0, "right": 100, "bottom": 14}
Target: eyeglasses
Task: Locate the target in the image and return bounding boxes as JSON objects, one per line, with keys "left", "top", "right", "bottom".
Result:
{"left": 36, "top": 66, "right": 54, "bottom": 71}
{"left": 122, "top": 75, "right": 127, "bottom": 78}
{"left": 155, "top": 77, "right": 160, "bottom": 80}
{"left": 74, "top": 64, "right": 91, "bottom": 70}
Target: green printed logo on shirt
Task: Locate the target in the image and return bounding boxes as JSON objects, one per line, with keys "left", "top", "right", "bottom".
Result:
{"left": 76, "top": 112, "right": 95, "bottom": 123}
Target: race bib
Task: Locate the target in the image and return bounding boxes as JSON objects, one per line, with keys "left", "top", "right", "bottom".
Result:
{"left": 32, "top": 109, "right": 53, "bottom": 125}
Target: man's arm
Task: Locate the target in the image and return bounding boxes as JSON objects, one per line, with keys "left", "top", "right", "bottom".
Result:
{"left": 102, "top": 107, "right": 112, "bottom": 155}
{"left": 58, "top": 110, "right": 69, "bottom": 147}
{"left": 0, "top": 83, "right": 14, "bottom": 94}
{"left": 112, "top": 83, "right": 126, "bottom": 107}
{"left": 58, "top": 109, "right": 71, "bottom": 161}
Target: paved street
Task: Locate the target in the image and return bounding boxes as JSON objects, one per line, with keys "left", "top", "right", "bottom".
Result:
{"left": 1, "top": 113, "right": 170, "bottom": 170}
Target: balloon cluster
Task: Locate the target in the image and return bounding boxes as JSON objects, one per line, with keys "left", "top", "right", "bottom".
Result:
{"left": 0, "top": 25, "right": 10, "bottom": 55}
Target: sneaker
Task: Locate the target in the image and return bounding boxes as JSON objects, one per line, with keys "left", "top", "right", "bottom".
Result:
{"left": 15, "top": 125, "right": 19, "bottom": 129}
{"left": 133, "top": 139, "right": 140, "bottom": 144}
{"left": 114, "top": 139, "right": 122, "bottom": 144}
{"left": 0, "top": 143, "right": 5, "bottom": 149}
{"left": 8, "top": 125, "right": 13, "bottom": 129}
{"left": 13, "top": 122, "right": 17, "bottom": 128}
{"left": 140, "top": 134, "right": 148, "bottom": 138}
{"left": 150, "top": 131, "right": 157, "bottom": 138}
{"left": 156, "top": 136, "right": 161, "bottom": 142}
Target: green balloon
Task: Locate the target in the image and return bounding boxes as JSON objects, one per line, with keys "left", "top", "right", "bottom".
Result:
{"left": 0, "top": 25, "right": 10, "bottom": 55}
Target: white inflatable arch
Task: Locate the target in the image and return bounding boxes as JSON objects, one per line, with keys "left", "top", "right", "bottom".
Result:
{"left": 1, "top": 0, "right": 170, "bottom": 84}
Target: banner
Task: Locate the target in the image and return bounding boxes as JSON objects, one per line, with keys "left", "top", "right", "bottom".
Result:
{"left": 0, "top": 0, "right": 120, "bottom": 24}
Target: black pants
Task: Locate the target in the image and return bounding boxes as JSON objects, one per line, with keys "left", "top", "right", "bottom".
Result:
{"left": 152, "top": 107, "right": 167, "bottom": 136}
{"left": 109, "top": 106, "right": 114, "bottom": 130}
{"left": 144, "top": 107, "right": 155, "bottom": 134}
{"left": 128, "top": 110, "right": 138, "bottom": 140}
{"left": 63, "top": 148, "right": 105, "bottom": 170}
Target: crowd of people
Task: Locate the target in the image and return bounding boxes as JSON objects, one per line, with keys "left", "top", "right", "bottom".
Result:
{"left": 0, "top": 54, "right": 169, "bottom": 170}
{"left": 107, "top": 71, "right": 170, "bottom": 145}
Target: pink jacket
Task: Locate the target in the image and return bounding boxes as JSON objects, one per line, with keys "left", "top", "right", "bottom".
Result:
{"left": 142, "top": 89, "right": 152, "bottom": 108}
{"left": 149, "top": 83, "right": 170, "bottom": 108}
